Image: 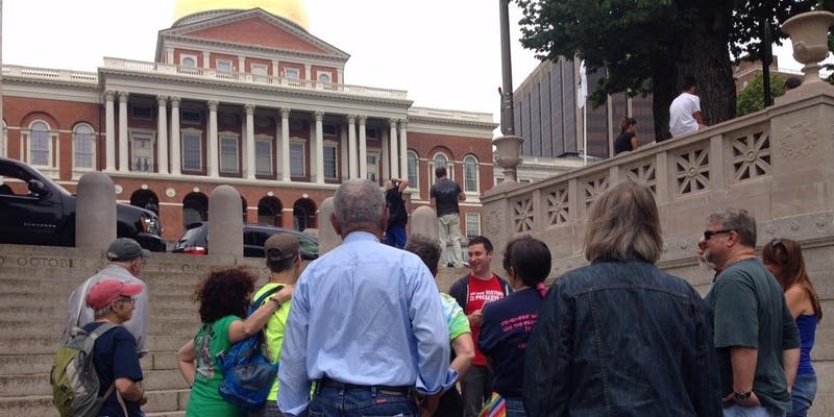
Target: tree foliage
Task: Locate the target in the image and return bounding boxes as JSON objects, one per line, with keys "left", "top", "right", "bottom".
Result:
{"left": 516, "top": 0, "right": 818, "bottom": 140}
{"left": 736, "top": 74, "right": 787, "bottom": 116}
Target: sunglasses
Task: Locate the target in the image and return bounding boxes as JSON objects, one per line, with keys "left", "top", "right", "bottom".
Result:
{"left": 703, "top": 229, "right": 733, "bottom": 240}
{"left": 770, "top": 238, "right": 785, "bottom": 248}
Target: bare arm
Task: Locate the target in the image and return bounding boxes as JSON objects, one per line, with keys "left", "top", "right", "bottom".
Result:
{"left": 784, "top": 286, "right": 810, "bottom": 319}
{"left": 784, "top": 348, "right": 800, "bottom": 392}
{"left": 694, "top": 111, "right": 706, "bottom": 128}
{"left": 725, "top": 347, "right": 761, "bottom": 406}
{"left": 177, "top": 340, "right": 196, "bottom": 387}
{"left": 630, "top": 135, "right": 638, "bottom": 151}
{"left": 450, "top": 333, "right": 475, "bottom": 381}
{"left": 467, "top": 309, "right": 483, "bottom": 328}
{"left": 397, "top": 178, "right": 409, "bottom": 192}
{"left": 458, "top": 190, "right": 466, "bottom": 201}
{"left": 115, "top": 378, "right": 145, "bottom": 403}
{"left": 228, "top": 286, "right": 293, "bottom": 344}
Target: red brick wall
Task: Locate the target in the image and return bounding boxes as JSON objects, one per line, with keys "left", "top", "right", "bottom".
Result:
{"left": 186, "top": 17, "right": 325, "bottom": 54}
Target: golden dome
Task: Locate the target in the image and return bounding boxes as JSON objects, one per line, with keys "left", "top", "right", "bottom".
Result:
{"left": 174, "top": 0, "right": 309, "bottom": 30}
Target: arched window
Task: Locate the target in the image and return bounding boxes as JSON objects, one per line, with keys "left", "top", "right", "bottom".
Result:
{"left": 463, "top": 155, "right": 479, "bottom": 193}
{"left": 407, "top": 150, "right": 419, "bottom": 192}
{"left": 182, "top": 56, "right": 197, "bottom": 67}
{"left": 29, "top": 121, "right": 51, "bottom": 167}
{"left": 73, "top": 123, "right": 96, "bottom": 172}
{"left": 317, "top": 73, "right": 332, "bottom": 83}
{"left": 430, "top": 153, "right": 452, "bottom": 187}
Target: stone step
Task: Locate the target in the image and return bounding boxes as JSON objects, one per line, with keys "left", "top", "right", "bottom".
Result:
{"left": 0, "top": 369, "right": 189, "bottom": 397}
{"left": 0, "top": 389, "right": 189, "bottom": 416}
{"left": 0, "top": 304, "right": 198, "bottom": 322}
{"left": 0, "top": 318, "right": 200, "bottom": 338}
{"left": 0, "top": 334, "right": 191, "bottom": 354}
{"left": 0, "top": 349, "right": 184, "bottom": 376}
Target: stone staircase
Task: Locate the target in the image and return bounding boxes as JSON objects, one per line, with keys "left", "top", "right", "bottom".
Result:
{"left": 0, "top": 244, "right": 270, "bottom": 417}
{"left": 0, "top": 243, "right": 468, "bottom": 417}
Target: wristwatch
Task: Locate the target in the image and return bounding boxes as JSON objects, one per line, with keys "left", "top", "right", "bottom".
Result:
{"left": 733, "top": 390, "right": 752, "bottom": 401}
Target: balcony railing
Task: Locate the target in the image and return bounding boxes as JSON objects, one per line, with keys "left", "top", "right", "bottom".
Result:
{"left": 2, "top": 65, "right": 98, "bottom": 84}
{"left": 102, "top": 57, "right": 409, "bottom": 100}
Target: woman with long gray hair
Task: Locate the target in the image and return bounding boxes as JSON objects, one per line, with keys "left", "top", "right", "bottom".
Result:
{"left": 523, "top": 180, "right": 722, "bottom": 416}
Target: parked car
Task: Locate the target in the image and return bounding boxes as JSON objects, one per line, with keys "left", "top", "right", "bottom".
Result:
{"left": 171, "top": 221, "right": 319, "bottom": 259}
{"left": 0, "top": 157, "right": 166, "bottom": 251}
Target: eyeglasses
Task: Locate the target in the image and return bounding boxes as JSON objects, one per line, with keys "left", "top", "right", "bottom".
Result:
{"left": 703, "top": 229, "right": 734, "bottom": 240}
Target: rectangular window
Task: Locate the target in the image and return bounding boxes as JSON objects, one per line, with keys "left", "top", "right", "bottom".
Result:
{"left": 30, "top": 129, "right": 50, "bottom": 166}
{"left": 365, "top": 128, "right": 379, "bottom": 140}
{"left": 322, "top": 124, "right": 337, "bottom": 137}
{"left": 182, "top": 110, "right": 201, "bottom": 125}
{"left": 255, "top": 139, "right": 273, "bottom": 175}
{"left": 290, "top": 142, "right": 305, "bottom": 177}
{"left": 465, "top": 213, "right": 481, "bottom": 239}
{"left": 251, "top": 64, "right": 268, "bottom": 75}
{"left": 220, "top": 137, "right": 239, "bottom": 173}
{"left": 285, "top": 68, "right": 299, "bottom": 79}
{"left": 323, "top": 145, "right": 337, "bottom": 178}
{"left": 131, "top": 135, "right": 154, "bottom": 172}
{"left": 182, "top": 132, "right": 202, "bottom": 171}
{"left": 131, "top": 105, "right": 152, "bottom": 121}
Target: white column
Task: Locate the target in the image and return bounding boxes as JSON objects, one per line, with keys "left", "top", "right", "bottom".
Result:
{"left": 347, "top": 115, "right": 358, "bottom": 179}
{"left": 118, "top": 92, "right": 129, "bottom": 172}
{"left": 340, "top": 122, "right": 348, "bottom": 180}
{"left": 381, "top": 127, "right": 389, "bottom": 181}
{"left": 104, "top": 91, "right": 115, "bottom": 171}
{"left": 388, "top": 119, "right": 399, "bottom": 179}
{"left": 314, "top": 111, "right": 325, "bottom": 184}
{"left": 156, "top": 96, "right": 169, "bottom": 174}
{"left": 208, "top": 100, "right": 219, "bottom": 177}
{"left": 238, "top": 56, "right": 246, "bottom": 73}
{"left": 272, "top": 60, "right": 280, "bottom": 83}
{"left": 245, "top": 104, "right": 256, "bottom": 179}
{"left": 337, "top": 68, "right": 344, "bottom": 84}
{"left": 399, "top": 120, "right": 408, "bottom": 181}
{"left": 281, "top": 108, "right": 291, "bottom": 181}
{"left": 358, "top": 116, "right": 368, "bottom": 179}
{"left": 202, "top": 51, "right": 211, "bottom": 68}
{"left": 170, "top": 97, "right": 181, "bottom": 175}
{"left": 166, "top": 48, "right": 175, "bottom": 64}
{"left": 304, "top": 64, "right": 312, "bottom": 81}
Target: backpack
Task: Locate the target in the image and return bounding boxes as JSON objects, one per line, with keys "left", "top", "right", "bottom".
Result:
{"left": 50, "top": 322, "right": 118, "bottom": 417}
{"left": 217, "top": 285, "right": 284, "bottom": 410}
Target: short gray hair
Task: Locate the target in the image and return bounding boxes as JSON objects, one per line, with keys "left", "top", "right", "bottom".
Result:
{"left": 333, "top": 179, "right": 385, "bottom": 230}
{"left": 584, "top": 180, "right": 663, "bottom": 263}
{"left": 405, "top": 234, "right": 442, "bottom": 275}
{"left": 706, "top": 208, "right": 757, "bottom": 247}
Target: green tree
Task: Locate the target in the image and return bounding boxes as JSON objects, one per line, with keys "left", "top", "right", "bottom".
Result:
{"left": 736, "top": 74, "right": 787, "bottom": 116}
{"left": 516, "top": 0, "right": 817, "bottom": 140}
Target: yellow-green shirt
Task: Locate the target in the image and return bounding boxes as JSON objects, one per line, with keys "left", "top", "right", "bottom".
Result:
{"left": 253, "top": 283, "right": 292, "bottom": 401}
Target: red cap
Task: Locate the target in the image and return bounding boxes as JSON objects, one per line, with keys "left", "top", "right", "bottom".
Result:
{"left": 86, "top": 279, "right": 144, "bottom": 310}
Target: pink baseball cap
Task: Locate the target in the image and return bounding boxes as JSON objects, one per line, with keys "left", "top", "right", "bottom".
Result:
{"left": 86, "top": 279, "right": 144, "bottom": 310}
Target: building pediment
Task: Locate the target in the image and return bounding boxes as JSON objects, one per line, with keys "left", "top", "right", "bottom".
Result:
{"left": 155, "top": 8, "right": 350, "bottom": 62}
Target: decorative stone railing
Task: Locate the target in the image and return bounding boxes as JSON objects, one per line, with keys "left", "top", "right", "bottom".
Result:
{"left": 2, "top": 65, "right": 98, "bottom": 84}
{"left": 101, "top": 57, "right": 409, "bottom": 100}
{"left": 482, "top": 89, "right": 834, "bottom": 275}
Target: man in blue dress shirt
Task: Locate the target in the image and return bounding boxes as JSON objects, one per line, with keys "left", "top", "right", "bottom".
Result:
{"left": 278, "top": 179, "right": 451, "bottom": 417}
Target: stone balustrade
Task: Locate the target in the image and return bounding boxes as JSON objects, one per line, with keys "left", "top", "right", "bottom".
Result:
{"left": 2, "top": 65, "right": 98, "bottom": 83}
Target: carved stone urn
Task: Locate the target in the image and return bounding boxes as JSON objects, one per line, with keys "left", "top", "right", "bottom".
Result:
{"left": 781, "top": 11, "right": 834, "bottom": 84}
{"left": 493, "top": 135, "right": 524, "bottom": 182}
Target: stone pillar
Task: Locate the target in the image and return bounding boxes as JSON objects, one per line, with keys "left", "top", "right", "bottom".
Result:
{"left": 272, "top": 60, "right": 280, "bottom": 79}
{"left": 281, "top": 108, "right": 291, "bottom": 181}
{"left": 208, "top": 185, "right": 243, "bottom": 258}
{"left": 245, "top": 104, "right": 256, "bottom": 179}
{"left": 314, "top": 111, "right": 325, "bottom": 184}
{"left": 170, "top": 97, "right": 181, "bottom": 175}
{"left": 166, "top": 48, "right": 174, "bottom": 64}
{"left": 358, "top": 116, "right": 368, "bottom": 179}
{"left": 118, "top": 92, "right": 129, "bottom": 172}
{"left": 318, "top": 197, "right": 340, "bottom": 255}
{"left": 208, "top": 100, "right": 219, "bottom": 177}
{"left": 202, "top": 51, "right": 211, "bottom": 68}
{"left": 76, "top": 172, "right": 116, "bottom": 249}
{"left": 304, "top": 64, "right": 312, "bottom": 81}
{"left": 156, "top": 96, "right": 169, "bottom": 174}
{"left": 388, "top": 119, "right": 399, "bottom": 179}
{"left": 238, "top": 56, "right": 246, "bottom": 74}
{"left": 410, "top": 206, "right": 439, "bottom": 241}
{"left": 399, "top": 120, "right": 408, "bottom": 181}
{"left": 104, "top": 91, "right": 116, "bottom": 172}
{"left": 347, "top": 115, "right": 358, "bottom": 179}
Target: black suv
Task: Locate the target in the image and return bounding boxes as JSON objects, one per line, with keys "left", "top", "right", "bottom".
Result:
{"left": 172, "top": 221, "right": 319, "bottom": 260}
{"left": 0, "top": 157, "right": 165, "bottom": 251}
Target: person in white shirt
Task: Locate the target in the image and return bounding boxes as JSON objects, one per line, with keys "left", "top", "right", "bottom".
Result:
{"left": 669, "top": 76, "right": 706, "bottom": 138}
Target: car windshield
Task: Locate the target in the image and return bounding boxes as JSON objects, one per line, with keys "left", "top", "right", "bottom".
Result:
{"left": 299, "top": 236, "right": 319, "bottom": 255}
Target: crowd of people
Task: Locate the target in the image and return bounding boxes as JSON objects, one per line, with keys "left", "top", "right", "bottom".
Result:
{"left": 60, "top": 177, "right": 822, "bottom": 417}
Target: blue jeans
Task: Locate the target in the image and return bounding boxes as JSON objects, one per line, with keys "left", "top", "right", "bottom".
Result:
{"left": 788, "top": 373, "right": 817, "bottom": 417}
{"left": 309, "top": 386, "right": 417, "bottom": 417}
{"left": 723, "top": 403, "right": 785, "bottom": 417}
{"left": 505, "top": 398, "right": 526, "bottom": 417}
{"left": 386, "top": 226, "right": 407, "bottom": 249}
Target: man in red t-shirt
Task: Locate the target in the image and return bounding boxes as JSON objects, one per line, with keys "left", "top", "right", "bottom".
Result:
{"left": 448, "top": 236, "right": 511, "bottom": 417}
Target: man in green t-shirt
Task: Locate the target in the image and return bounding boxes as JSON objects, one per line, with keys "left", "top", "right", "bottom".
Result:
{"left": 700, "top": 208, "right": 800, "bottom": 416}
{"left": 250, "top": 233, "right": 302, "bottom": 417}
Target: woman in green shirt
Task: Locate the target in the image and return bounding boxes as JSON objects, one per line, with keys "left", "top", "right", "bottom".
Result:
{"left": 177, "top": 266, "right": 293, "bottom": 417}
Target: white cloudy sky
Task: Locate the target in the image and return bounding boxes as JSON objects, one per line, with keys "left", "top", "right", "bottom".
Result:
{"left": 2, "top": 0, "right": 806, "bottom": 125}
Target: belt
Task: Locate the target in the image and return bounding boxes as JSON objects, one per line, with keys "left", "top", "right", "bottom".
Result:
{"left": 318, "top": 377, "right": 412, "bottom": 395}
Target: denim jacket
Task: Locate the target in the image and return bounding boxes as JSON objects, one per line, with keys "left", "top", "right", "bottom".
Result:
{"left": 523, "top": 259, "right": 722, "bottom": 417}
